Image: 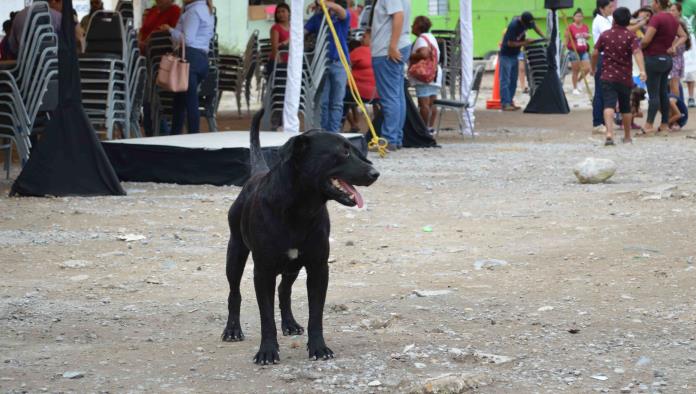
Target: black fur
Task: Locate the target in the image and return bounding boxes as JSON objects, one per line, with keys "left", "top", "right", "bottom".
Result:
{"left": 222, "top": 109, "right": 379, "bottom": 365}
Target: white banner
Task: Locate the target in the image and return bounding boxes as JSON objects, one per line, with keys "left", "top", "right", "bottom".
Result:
{"left": 460, "top": 0, "right": 474, "bottom": 135}
{"left": 282, "top": 0, "right": 304, "bottom": 133}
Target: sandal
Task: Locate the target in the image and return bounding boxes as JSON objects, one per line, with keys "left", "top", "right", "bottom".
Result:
{"left": 605, "top": 137, "right": 615, "bottom": 146}
{"left": 622, "top": 137, "right": 633, "bottom": 144}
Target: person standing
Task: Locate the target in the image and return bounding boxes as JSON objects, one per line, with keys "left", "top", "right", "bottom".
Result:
{"left": 161, "top": 0, "right": 214, "bottom": 135}
{"left": 305, "top": 0, "right": 351, "bottom": 133}
{"left": 641, "top": 0, "right": 687, "bottom": 135}
{"left": 370, "top": 0, "right": 411, "bottom": 151}
{"left": 566, "top": 8, "right": 591, "bottom": 95}
{"left": 591, "top": 7, "right": 646, "bottom": 146}
{"left": 269, "top": 3, "right": 290, "bottom": 71}
{"left": 591, "top": 0, "right": 614, "bottom": 134}
{"left": 680, "top": 0, "right": 696, "bottom": 106}
{"left": 140, "top": 0, "right": 182, "bottom": 136}
{"left": 669, "top": 3, "right": 691, "bottom": 97}
{"left": 409, "top": 16, "right": 441, "bottom": 131}
{"left": 498, "top": 11, "right": 545, "bottom": 111}
{"left": 79, "top": 0, "right": 103, "bottom": 31}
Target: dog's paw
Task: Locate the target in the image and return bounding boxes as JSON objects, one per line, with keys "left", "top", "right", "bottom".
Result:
{"left": 307, "top": 339, "right": 334, "bottom": 360}
{"left": 221, "top": 325, "right": 245, "bottom": 342}
{"left": 281, "top": 319, "right": 305, "bottom": 336}
{"left": 253, "top": 342, "right": 280, "bottom": 365}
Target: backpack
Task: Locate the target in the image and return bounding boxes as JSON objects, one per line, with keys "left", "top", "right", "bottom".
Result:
{"left": 408, "top": 35, "right": 438, "bottom": 84}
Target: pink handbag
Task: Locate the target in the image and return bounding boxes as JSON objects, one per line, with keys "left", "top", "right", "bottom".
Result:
{"left": 157, "top": 41, "right": 189, "bottom": 92}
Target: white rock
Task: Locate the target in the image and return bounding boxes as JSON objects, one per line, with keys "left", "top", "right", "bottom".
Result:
{"left": 591, "top": 375, "right": 608, "bottom": 381}
{"left": 414, "top": 363, "right": 427, "bottom": 369}
{"left": 69, "top": 275, "right": 89, "bottom": 282}
{"left": 368, "top": 380, "right": 381, "bottom": 387}
{"left": 62, "top": 371, "right": 84, "bottom": 379}
{"left": 60, "top": 260, "right": 91, "bottom": 269}
{"left": 117, "top": 233, "right": 146, "bottom": 242}
{"left": 537, "top": 305, "right": 554, "bottom": 312}
{"left": 573, "top": 158, "right": 616, "bottom": 184}
{"left": 473, "top": 259, "right": 508, "bottom": 270}
{"left": 413, "top": 289, "right": 452, "bottom": 297}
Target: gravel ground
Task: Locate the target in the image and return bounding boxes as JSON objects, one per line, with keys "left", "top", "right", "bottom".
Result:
{"left": 1, "top": 107, "right": 696, "bottom": 393}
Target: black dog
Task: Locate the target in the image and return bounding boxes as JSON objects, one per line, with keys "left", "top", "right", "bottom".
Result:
{"left": 222, "top": 110, "right": 379, "bottom": 364}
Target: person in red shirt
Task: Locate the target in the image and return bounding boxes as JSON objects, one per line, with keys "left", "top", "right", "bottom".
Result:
{"left": 347, "top": 0, "right": 362, "bottom": 30}
{"left": 139, "top": 0, "right": 182, "bottom": 53}
{"left": 640, "top": 0, "right": 687, "bottom": 134}
{"left": 565, "top": 8, "right": 591, "bottom": 95}
{"left": 345, "top": 30, "right": 378, "bottom": 132}
{"left": 269, "top": 3, "right": 290, "bottom": 66}
{"left": 591, "top": 7, "right": 646, "bottom": 145}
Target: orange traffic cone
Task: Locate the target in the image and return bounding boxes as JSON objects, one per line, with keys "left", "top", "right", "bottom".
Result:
{"left": 486, "top": 55, "right": 502, "bottom": 110}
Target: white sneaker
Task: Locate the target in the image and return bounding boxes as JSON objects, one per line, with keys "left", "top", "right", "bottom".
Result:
{"left": 572, "top": 89, "right": 581, "bottom": 95}
{"left": 592, "top": 125, "right": 607, "bottom": 134}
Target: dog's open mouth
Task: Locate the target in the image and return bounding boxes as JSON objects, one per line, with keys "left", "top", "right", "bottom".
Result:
{"left": 330, "top": 178, "right": 364, "bottom": 208}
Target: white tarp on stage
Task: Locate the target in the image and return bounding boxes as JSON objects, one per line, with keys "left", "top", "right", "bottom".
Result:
{"left": 104, "top": 131, "right": 364, "bottom": 150}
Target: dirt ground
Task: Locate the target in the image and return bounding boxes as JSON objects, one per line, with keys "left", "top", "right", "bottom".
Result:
{"left": 2, "top": 102, "right": 696, "bottom": 393}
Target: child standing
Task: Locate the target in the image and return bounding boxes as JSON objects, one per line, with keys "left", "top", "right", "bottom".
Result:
{"left": 591, "top": 7, "right": 646, "bottom": 145}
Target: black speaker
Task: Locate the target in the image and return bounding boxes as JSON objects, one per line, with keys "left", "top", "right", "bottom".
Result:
{"left": 545, "top": 0, "right": 574, "bottom": 9}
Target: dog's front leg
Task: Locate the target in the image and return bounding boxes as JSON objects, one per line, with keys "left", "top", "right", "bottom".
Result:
{"left": 306, "top": 263, "right": 334, "bottom": 360}
{"left": 279, "top": 271, "right": 305, "bottom": 336}
{"left": 253, "top": 270, "right": 280, "bottom": 364}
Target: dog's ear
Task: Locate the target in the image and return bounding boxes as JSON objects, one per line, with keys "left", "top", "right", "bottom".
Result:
{"left": 279, "top": 134, "right": 310, "bottom": 164}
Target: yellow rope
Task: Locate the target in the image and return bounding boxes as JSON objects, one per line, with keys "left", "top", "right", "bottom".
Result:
{"left": 318, "top": 0, "right": 388, "bottom": 157}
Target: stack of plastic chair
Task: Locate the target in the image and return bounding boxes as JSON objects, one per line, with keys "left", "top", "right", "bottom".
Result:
{"left": 0, "top": 2, "right": 58, "bottom": 167}
{"left": 432, "top": 28, "right": 460, "bottom": 100}
{"left": 219, "top": 30, "right": 258, "bottom": 116}
{"left": 299, "top": 19, "right": 330, "bottom": 130}
{"left": 115, "top": 0, "right": 134, "bottom": 25}
{"left": 126, "top": 28, "right": 145, "bottom": 137}
{"left": 80, "top": 10, "right": 131, "bottom": 139}
{"left": 144, "top": 30, "right": 175, "bottom": 135}
{"left": 523, "top": 41, "right": 548, "bottom": 96}
{"left": 197, "top": 35, "right": 220, "bottom": 131}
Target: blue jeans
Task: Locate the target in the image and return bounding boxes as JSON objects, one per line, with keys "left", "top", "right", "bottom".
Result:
{"left": 499, "top": 54, "right": 518, "bottom": 106}
{"left": 372, "top": 45, "right": 410, "bottom": 145}
{"left": 321, "top": 61, "right": 348, "bottom": 132}
{"left": 172, "top": 47, "right": 209, "bottom": 134}
{"left": 592, "top": 55, "right": 604, "bottom": 127}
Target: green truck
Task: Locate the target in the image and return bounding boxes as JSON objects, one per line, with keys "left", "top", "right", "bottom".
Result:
{"left": 410, "top": 0, "right": 600, "bottom": 58}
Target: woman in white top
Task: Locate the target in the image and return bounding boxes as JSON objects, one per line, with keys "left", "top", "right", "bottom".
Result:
{"left": 409, "top": 16, "right": 442, "bottom": 130}
{"left": 590, "top": 0, "right": 614, "bottom": 133}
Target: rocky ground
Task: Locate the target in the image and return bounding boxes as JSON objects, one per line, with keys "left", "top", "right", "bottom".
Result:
{"left": 2, "top": 89, "right": 696, "bottom": 392}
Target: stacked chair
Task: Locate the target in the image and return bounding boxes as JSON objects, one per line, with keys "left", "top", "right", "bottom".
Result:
{"left": 523, "top": 41, "right": 549, "bottom": 97}
{"left": 144, "top": 30, "right": 175, "bottom": 135}
{"left": 432, "top": 28, "right": 461, "bottom": 100}
{"left": 80, "top": 10, "right": 145, "bottom": 139}
{"left": 219, "top": 30, "right": 259, "bottom": 116}
{"left": 197, "top": 34, "right": 221, "bottom": 132}
{"left": 0, "top": 2, "right": 58, "bottom": 168}
{"left": 115, "top": 0, "right": 134, "bottom": 24}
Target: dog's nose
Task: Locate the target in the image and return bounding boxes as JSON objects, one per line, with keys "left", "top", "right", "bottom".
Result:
{"left": 367, "top": 168, "right": 380, "bottom": 181}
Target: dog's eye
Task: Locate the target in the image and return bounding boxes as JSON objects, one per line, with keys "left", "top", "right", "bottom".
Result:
{"left": 343, "top": 149, "right": 350, "bottom": 158}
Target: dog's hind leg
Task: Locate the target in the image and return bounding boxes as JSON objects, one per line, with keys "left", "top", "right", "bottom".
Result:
{"left": 253, "top": 268, "right": 280, "bottom": 364}
{"left": 278, "top": 271, "right": 305, "bottom": 336}
{"left": 222, "top": 235, "right": 249, "bottom": 342}
{"left": 306, "top": 263, "right": 334, "bottom": 360}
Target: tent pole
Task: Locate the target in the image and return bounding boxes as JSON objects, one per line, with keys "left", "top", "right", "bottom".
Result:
{"left": 282, "top": 0, "right": 304, "bottom": 133}
{"left": 460, "top": 0, "right": 474, "bottom": 135}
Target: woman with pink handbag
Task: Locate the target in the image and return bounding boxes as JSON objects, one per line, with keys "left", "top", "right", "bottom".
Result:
{"left": 408, "top": 16, "right": 442, "bottom": 132}
{"left": 159, "top": 0, "right": 214, "bottom": 135}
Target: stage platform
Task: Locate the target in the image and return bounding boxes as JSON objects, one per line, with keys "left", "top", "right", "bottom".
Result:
{"left": 102, "top": 131, "right": 367, "bottom": 186}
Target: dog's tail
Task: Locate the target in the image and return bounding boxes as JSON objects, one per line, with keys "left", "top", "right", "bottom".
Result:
{"left": 250, "top": 109, "right": 269, "bottom": 176}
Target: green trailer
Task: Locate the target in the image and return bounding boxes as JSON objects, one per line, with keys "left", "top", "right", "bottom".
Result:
{"left": 410, "top": 0, "right": 599, "bottom": 58}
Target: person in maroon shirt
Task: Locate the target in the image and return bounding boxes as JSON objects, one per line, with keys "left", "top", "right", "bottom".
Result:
{"left": 591, "top": 7, "right": 646, "bottom": 145}
{"left": 640, "top": 0, "right": 687, "bottom": 135}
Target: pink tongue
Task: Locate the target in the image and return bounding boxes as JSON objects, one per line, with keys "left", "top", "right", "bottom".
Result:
{"left": 338, "top": 179, "right": 364, "bottom": 208}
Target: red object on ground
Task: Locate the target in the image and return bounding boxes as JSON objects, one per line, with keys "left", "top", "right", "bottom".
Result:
{"left": 486, "top": 56, "right": 502, "bottom": 109}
